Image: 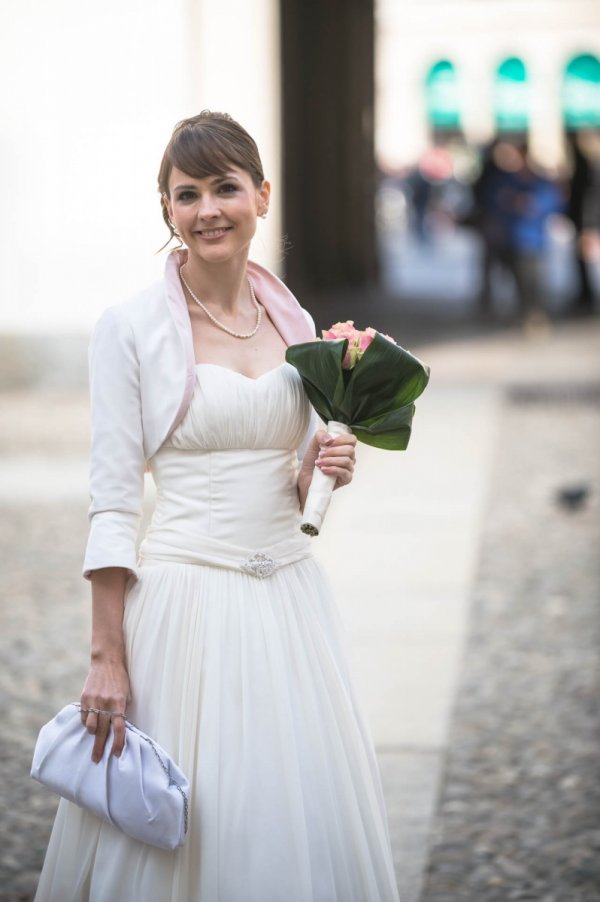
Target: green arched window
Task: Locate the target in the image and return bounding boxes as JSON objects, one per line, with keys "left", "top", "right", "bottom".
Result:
{"left": 563, "top": 54, "right": 600, "bottom": 128}
{"left": 425, "top": 60, "right": 460, "bottom": 130}
{"left": 494, "top": 57, "right": 529, "bottom": 131}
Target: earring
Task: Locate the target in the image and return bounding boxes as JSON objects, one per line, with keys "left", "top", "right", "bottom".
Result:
{"left": 260, "top": 212, "right": 267, "bottom": 220}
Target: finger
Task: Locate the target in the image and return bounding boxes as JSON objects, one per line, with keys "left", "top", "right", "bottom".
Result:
{"left": 111, "top": 716, "right": 126, "bottom": 758}
{"left": 317, "top": 445, "right": 356, "bottom": 461}
{"left": 323, "top": 432, "right": 356, "bottom": 448}
{"left": 316, "top": 431, "right": 356, "bottom": 448}
{"left": 317, "top": 440, "right": 355, "bottom": 456}
{"left": 333, "top": 470, "right": 354, "bottom": 487}
{"left": 319, "top": 464, "right": 354, "bottom": 485}
{"left": 92, "top": 714, "right": 111, "bottom": 764}
{"left": 316, "top": 455, "right": 354, "bottom": 472}
{"left": 85, "top": 711, "right": 99, "bottom": 736}
{"left": 315, "top": 430, "right": 335, "bottom": 447}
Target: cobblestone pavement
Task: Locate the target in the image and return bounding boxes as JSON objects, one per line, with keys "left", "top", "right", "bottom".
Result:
{"left": 0, "top": 500, "right": 90, "bottom": 901}
{"left": 0, "top": 390, "right": 90, "bottom": 901}
{"left": 1, "top": 326, "right": 599, "bottom": 901}
{"left": 421, "top": 391, "right": 600, "bottom": 901}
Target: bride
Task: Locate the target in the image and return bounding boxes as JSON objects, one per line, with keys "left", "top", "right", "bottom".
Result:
{"left": 34, "top": 110, "right": 400, "bottom": 902}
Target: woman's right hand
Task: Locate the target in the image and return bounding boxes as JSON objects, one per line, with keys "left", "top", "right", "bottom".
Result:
{"left": 80, "top": 658, "right": 131, "bottom": 763}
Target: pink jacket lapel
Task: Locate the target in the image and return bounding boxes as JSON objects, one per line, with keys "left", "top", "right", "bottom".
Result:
{"left": 163, "top": 248, "right": 315, "bottom": 438}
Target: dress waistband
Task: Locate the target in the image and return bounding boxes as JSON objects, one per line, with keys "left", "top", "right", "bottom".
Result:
{"left": 138, "top": 529, "right": 312, "bottom": 579}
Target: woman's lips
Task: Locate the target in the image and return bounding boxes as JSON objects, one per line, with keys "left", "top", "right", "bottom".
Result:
{"left": 195, "top": 227, "right": 232, "bottom": 240}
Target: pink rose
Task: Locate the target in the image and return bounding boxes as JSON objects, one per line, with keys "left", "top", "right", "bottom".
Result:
{"left": 363, "top": 327, "right": 397, "bottom": 346}
{"left": 321, "top": 320, "right": 397, "bottom": 369}
{"left": 358, "top": 327, "right": 376, "bottom": 353}
{"left": 323, "top": 320, "right": 358, "bottom": 342}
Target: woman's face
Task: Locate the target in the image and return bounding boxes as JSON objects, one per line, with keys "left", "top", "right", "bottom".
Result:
{"left": 165, "top": 165, "right": 270, "bottom": 266}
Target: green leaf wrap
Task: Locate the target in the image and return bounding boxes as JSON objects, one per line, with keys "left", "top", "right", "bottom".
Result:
{"left": 286, "top": 333, "right": 430, "bottom": 451}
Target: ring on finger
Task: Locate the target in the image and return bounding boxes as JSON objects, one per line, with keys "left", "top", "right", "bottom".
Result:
{"left": 80, "top": 705, "right": 127, "bottom": 719}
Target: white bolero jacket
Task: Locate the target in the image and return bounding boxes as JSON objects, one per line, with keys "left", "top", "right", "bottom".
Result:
{"left": 82, "top": 248, "right": 316, "bottom": 581}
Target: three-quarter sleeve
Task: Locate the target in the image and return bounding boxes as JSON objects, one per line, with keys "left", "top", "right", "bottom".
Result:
{"left": 296, "top": 307, "right": 320, "bottom": 462}
{"left": 82, "top": 306, "right": 145, "bottom": 581}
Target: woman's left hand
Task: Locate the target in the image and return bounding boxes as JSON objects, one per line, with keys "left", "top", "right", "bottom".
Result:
{"left": 298, "top": 430, "right": 357, "bottom": 509}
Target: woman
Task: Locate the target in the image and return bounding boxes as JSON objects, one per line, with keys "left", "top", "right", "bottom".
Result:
{"left": 35, "top": 111, "right": 400, "bottom": 902}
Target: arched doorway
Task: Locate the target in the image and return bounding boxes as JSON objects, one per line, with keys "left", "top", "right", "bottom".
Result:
{"left": 494, "top": 57, "right": 529, "bottom": 133}
{"left": 563, "top": 53, "right": 600, "bottom": 129}
{"left": 425, "top": 60, "right": 461, "bottom": 133}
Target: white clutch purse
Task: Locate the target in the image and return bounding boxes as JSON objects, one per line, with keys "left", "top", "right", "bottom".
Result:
{"left": 31, "top": 703, "right": 189, "bottom": 850}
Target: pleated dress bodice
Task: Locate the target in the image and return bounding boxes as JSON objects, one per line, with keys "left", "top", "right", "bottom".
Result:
{"left": 139, "top": 362, "right": 312, "bottom": 560}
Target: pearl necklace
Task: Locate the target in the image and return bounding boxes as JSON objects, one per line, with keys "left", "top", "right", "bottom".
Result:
{"left": 179, "top": 266, "right": 262, "bottom": 339}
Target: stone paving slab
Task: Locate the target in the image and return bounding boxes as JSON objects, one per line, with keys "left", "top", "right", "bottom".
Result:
{"left": 379, "top": 750, "right": 445, "bottom": 902}
{"left": 421, "top": 394, "right": 600, "bottom": 901}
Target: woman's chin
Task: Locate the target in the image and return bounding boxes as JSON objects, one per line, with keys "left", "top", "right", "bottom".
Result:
{"left": 186, "top": 239, "right": 253, "bottom": 266}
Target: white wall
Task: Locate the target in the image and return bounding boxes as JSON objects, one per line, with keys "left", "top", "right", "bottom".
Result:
{"left": 186, "top": 0, "right": 282, "bottom": 275}
{"left": 0, "top": 0, "right": 281, "bottom": 333}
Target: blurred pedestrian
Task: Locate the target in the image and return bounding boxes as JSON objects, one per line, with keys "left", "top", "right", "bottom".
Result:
{"left": 565, "top": 130, "right": 594, "bottom": 310}
{"left": 407, "top": 146, "right": 453, "bottom": 243}
{"left": 407, "top": 163, "right": 432, "bottom": 242}
{"left": 565, "top": 130, "right": 600, "bottom": 314}
{"left": 470, "top": 139, "right": 512, "bottom": 314}
{"left": 500, "top": 142, "right": 565, "bottom": 321}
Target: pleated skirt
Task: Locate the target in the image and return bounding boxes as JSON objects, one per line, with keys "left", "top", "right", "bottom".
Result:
{"left": 35, "top": 558, "right": 400, "bottom": 902}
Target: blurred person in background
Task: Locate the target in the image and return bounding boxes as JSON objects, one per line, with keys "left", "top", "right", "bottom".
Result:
{"left": 502, "top": 142, "right": 565, "bottom": 322}
{"left": 565, "top": 129, "right": 600, "bottom": 315}
{"left": 33, "top": 111, "right": 401, "bottom": 902}
{"left": 480, "top": 140, "right": 564, "bottom": 323}
{"left": 406, "top": 145, "right": 454, "bottom": 243}
{"left": 470, "top": 138, "right": 513, "bottom": 316}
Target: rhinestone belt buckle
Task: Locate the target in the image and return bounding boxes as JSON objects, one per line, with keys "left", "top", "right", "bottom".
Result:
{"left": 241, "top": 552, "right": 278, "bottom": 579}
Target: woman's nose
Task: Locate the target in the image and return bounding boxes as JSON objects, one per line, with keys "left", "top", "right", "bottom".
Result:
{"left": 197, "top": 193, "right": 220, "bottom": 219}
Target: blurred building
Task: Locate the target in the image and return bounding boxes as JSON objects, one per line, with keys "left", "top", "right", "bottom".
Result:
{"left": 376, "top": 0, "right": 600, "bottom": 171}
{"left": 0, "top": 0, "right": 598, "bottom": 339}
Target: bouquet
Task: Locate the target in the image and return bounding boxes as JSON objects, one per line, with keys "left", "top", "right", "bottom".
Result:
{"left": 286, "top": 321, "right": 430, "bottom": 536}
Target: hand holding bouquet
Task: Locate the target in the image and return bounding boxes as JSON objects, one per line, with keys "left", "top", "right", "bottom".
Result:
{"left": 286, "top": 321, "right": 430, "bottom": 536}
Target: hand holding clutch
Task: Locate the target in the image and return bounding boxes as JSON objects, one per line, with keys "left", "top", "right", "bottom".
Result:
{"left": 31, "top": 703, "right": 189, "bottom": 850}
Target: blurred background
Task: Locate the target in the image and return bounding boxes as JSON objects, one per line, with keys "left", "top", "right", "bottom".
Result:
{"left": 1, "top": 1, "right": 599, "bottom": 900}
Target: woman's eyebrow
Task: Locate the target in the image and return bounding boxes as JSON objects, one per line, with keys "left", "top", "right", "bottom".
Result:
{"left": 211, "top": 173, "right": 240, "bottom": 184}
{"left": 173, "top": 174, "right": 240, "bottom": 192}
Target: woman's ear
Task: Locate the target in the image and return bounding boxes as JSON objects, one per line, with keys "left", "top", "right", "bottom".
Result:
{"left": 258, "top": 180, "right": 271, "bottom": 217}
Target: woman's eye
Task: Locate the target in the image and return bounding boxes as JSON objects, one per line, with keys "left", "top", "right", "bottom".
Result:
{"left": 177, "top": 191, "right": 196, "bottom": 202}
{"left": 218, "top": 183, "right": 237, "bottom": 194}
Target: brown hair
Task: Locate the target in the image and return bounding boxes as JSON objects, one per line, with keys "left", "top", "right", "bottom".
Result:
{"left": 157, "top": 110, "right": 265, "bottom": 247}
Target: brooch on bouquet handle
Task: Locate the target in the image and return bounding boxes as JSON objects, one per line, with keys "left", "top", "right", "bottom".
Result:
{"left": 285, "top": 321, "right": 431, "bottom": 537}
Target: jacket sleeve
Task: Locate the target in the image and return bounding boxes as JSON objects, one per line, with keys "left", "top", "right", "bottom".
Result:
{"left": 82, "top": 306, "right": 145, "bottom": 581}
{"left": 296, "top": 307, "right": 320, "bottom": 462}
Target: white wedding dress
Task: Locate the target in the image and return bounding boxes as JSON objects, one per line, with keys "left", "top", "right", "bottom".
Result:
{"left": 35, "top": 362, "right": 400, "bottom": 902}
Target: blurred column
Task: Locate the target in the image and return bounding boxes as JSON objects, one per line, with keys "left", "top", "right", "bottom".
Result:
{"left": 281, "top": 0, "right": 377, "bottom": 292}
{"left": 460, "top": 55, "right": 496, "bottom": 148}
{"left": 528, "top": 49, "right": 564, "bottom": 169}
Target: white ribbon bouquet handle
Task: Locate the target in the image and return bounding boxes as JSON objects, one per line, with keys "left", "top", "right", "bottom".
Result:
{"left": 301, "top": 420, "right": 353, "bottom": 537}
